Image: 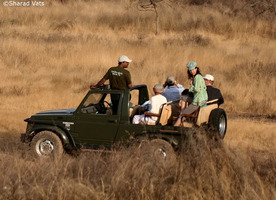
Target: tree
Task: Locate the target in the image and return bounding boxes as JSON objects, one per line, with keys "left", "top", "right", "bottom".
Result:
{"left": 137, "top": 0, "right": 170, "bottom": 35}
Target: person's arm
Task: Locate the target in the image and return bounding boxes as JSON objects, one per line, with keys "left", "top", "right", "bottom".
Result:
{"left": 163, "top": 80, "right": 168, "bottom": 88}
{"left": 90, "top": 78, "right": 106, "bottom": 89}
{"left": 189, "top": 75, "right": 204, "bottom": 93}
{"left": 176, "top": 83, "right": 185, "bottom": 94}
{"left": 126, "top": 71, "right": 132, "bottom": 89}
{"left": 90, "top": 68, "right": 110, "bottom": 89}
{"left": 189, "top": 78, "right": 196, "bottom": 92}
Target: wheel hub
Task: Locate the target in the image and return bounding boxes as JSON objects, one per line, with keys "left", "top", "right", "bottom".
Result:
{"left": 219, "top": 115, "right": 226, "bottom": 137}
{"left": 156, "top": 148, "right": 167, "bottom": 160}
{"left": 37, "top": 140, "right": 54, "bottom": 156}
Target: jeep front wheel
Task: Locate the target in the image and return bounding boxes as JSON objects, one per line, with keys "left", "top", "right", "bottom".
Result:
{"left": 31, "top": 131, "right": 63, "bottom": 158}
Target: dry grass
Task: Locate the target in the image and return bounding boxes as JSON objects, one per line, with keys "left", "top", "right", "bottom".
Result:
{"left": 0, "top": 0, "right": 275, "bottom": 199}
{"left": 0, "top": 119, "right": 275, "bottom": 200}
{"left": 0, "top": 1, "right": 275, "bottom": 133}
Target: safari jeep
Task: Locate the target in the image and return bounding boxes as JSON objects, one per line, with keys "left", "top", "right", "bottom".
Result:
{"left": 21, "top": 85, "right": 227, "bottom": 159}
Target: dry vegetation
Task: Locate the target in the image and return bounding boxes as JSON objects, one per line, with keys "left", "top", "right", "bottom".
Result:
{"left": 0, "top": 121, "right": 275, "bottom": 199}
{"left": 0, "top": 0, "right": 275, "bottom": 199}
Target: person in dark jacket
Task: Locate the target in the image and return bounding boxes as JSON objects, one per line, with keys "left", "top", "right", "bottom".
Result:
{"left": 203, "top": 74, "right": 224, "bottom": 105}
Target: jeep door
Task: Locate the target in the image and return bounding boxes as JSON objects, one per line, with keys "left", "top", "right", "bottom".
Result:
{"left": 73, "top": 91, "right": 121, "bottom": 148}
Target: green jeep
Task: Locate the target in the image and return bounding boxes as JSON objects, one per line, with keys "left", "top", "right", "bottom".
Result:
{"left": 21, "top": 85, "right": 227, "bottom": 159}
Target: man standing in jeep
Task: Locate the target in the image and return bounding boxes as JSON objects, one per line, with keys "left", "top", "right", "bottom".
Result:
{"left": 90, "top": 55, "right": 132, "bottom": 114}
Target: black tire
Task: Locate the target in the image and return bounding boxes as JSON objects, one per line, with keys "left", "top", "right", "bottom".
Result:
{"left": 147, "top": 139, "right": 177, "bottom": 168}
{"left": 209, "top": 108, "right": 227, "bottom": 139}
{"left": 31, "top": 131, "right": 63, "bottom": 158}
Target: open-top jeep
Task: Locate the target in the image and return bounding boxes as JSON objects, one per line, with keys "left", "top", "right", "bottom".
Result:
{"left": 21, "top": 85, "right": 227, "bottom": 160}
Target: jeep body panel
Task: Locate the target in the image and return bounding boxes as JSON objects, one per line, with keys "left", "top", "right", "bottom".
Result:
{"left": 23, "top": 109, "right": 77, "bottom": 147}
{"left": 21, "top": 85, "right": 189, "bottom": 152}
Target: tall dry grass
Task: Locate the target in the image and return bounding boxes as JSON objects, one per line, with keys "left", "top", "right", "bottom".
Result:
{"left": 0, "top": 120, "right": 275, "bottom": 199}
{"left": 0, "top": 0, "right": 275, "bottom": 132}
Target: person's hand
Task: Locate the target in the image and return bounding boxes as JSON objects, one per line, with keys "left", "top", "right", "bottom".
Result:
{"left": 90, "top": 85, "right": 97, "bottom": 89}
{"left": 138, "top": 106, "right": 142, "bottom": 114}
{"left": 163, "top": 81, "right": 167, "bottom": 88}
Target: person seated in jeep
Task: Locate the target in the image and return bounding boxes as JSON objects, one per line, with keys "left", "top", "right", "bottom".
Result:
{"left": 203, "top": 74, "right": 224, "bottom": 106}
{"left": 132, "top": 84, "right": 167, "bottom": 125}
{"left": 162, "top": 76, "right": 185, "bottom": 102}
{"left": 174, "top": 61, "right": 207, "bottom": 126}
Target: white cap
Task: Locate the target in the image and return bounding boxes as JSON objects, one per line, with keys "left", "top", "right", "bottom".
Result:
{"left": 118, "top": 55, "right": 132, "bottom": 63}
{"left": 203, "top": 74, "right": 214, "bottom": 81}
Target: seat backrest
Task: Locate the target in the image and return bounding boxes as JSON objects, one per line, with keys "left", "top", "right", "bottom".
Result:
{"left": 142, "top": 100, "right": 180, "bottom": 126}
{"left": 139, "top": 102, "right": 168, "bottom": 125}
{"left": 158, "top": 101, "right": 180, "bottom": 126}
{"left": 196, "top": 103, "right": 218, "bottom": 126}
{"left": 158, "top": 104, "right": 171, "bottom": 126}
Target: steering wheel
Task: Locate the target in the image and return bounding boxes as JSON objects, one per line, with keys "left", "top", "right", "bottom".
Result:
{"left": 104, "top": 100, "right": 112, "bottom": 108}
{"left": 94, "top": 102, "right": 105, "bottom": 114}
{"left": 95, "top": 101, "right": 112, "bottom": 114}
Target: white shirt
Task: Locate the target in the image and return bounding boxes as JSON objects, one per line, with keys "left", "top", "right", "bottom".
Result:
{"left": 132, "top": 94, "right": 167, "bottom": 125}
{"left": 148, "top": 94, "right": 167, "bottom": 121}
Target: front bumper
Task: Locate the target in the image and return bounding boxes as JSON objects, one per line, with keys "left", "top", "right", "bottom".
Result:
{"left": 21, "top": 133, "right": 30, "bottom": 143}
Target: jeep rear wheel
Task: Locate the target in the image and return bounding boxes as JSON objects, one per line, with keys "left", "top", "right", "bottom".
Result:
{"left": 147, "top": 139, "right": 177, "bottom": 168}
{"left": 209, "top": 108, "right": 227, "bottom": 139}
{"left": 31, "top": 131, "right": 63, "bottom": 158}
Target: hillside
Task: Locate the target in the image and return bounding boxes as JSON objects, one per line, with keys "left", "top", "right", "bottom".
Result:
{"left": 0, "top": 0, "right": 275, "bottom": 133}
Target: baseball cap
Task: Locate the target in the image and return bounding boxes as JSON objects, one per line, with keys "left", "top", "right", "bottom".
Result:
{"left": 166, "top": 76, "right": 175, "bottom": 85}
{"left": 186, "top": 61, "right": 197, "bottom": 71}
{"left": 118, "top": 55, "right": 132, "bottom": 63}
{"left": 203, "top": 74, "right": 214, "bottom": 81}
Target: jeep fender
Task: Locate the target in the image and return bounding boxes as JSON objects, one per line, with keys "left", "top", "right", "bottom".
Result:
{"left": 134, "top": 132, "right": 179, "bottom": 150}
{"left": 29, "top": 124, "right": 76, "bottom": 148}
{"left": 152, "top": 135, "right": 179, "bottom": 149}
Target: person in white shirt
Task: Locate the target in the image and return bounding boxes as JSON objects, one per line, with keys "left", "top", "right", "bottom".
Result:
{"left": 132, "top": 84, "right": 167, "bottom": 124}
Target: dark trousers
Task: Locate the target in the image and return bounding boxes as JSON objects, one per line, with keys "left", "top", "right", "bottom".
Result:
{"left": 111, "top": 94, "right": 120, "bottom": 115}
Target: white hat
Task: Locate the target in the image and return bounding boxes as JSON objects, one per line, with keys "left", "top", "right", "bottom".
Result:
{"left": 203, "top": 74, "right": 214, "bottom": 81}
{"left": 118, "top": 55, "right": 132, "bottom": 63}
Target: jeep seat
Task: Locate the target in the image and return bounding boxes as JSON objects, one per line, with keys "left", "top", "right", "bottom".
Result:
{"left": 142, "top": 102, "right": 170, "bottom": 125}
{"left": 181, "top": 99, "right": 219, "bottom": 126}
{"left": 158, "top": 101, "right": 180, "bottom": 126}
{"left": 143, "top": 100, "right": 180, "bottom": 126}
{"left": 196, "top": 103, "right": 218, "bottom": 126}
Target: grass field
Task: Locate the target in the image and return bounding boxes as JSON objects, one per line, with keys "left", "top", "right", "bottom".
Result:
{"left": 0, "top": 0, "right": 275, "bottom": 199}
{"left": 0, "top": 119, "right": 275, "bottom": 199}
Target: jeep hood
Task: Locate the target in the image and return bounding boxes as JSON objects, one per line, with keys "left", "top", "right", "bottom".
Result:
{"left": 35, "top": 109, "right": 76, "bottom": 116}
